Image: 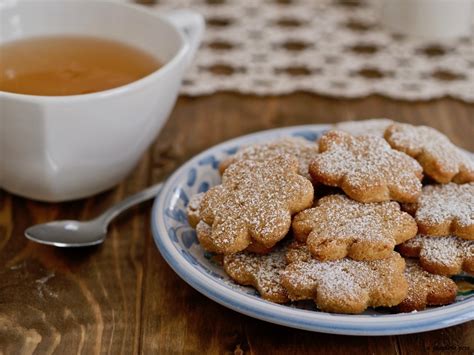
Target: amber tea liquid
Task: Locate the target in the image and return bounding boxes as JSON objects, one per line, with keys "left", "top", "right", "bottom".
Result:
{"left": 0, "top": 35, "right": 161, "bottom": 96}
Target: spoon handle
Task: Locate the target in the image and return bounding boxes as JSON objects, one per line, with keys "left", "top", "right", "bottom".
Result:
{"left": 96, "top": 182, "right": 163, "bottom": 225}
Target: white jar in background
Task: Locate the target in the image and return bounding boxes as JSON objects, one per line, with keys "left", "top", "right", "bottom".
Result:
{"left": 382, "top": 0, "right": 473, "bottom": 40}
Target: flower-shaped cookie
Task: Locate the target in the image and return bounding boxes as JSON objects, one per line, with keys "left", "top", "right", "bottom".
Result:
{"left": 196, "top": 221, "right": 275, "bottom": 254}
{"left": 396, "top": 259, "right": 457, "bottom": 312}
{"left": 334, "top": 118, "right": 394, "bottom": 138}
{"left": 398, "top": 234, "right": 474, "bottom": 276}
{"left": 408, "top": 183, "right": 474, "bottom": 240}
{"left": 189, "top": 193, "right": 279, "bottom": 254}
{"left": 223, "top": 244, "right": 289, "bottom": 303}
{"left": 309, "top": 131, "right": 423, "bottom": 203}
{"left": 198, "top": 156, "right": 314, "bottom": 254}
{"left": 385, "top": 123, "right": 474, "bottom": 183}
{"left": 219, "top": 137, "right": 319, "bottom": 180}
{"left": 281, "top": 249, "right": 408, "bottom": 314}
{"left": 292, "top": 194, "right": 417, "bottom": 261}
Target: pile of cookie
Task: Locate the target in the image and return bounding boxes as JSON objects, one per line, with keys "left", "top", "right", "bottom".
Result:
{"left": 187, "top": 119, "right": 474, "bottom": 314}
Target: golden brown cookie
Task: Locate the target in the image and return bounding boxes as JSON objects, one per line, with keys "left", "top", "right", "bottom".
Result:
{"left": 309, "top": 130, "right": 423, "bottom": 203}
{"left": 219, "top": 137, "right": 319, "bottom": 180}
{"left": 196, "top": 220, "right": 275, "bottom": 254}
{"left": 198, "top": 156, "right": 314, "bottom": 254}
{"left": 292, "top": 194, "right": 417, "bottom": 261}
{"left": 189, "top": 194, "right": 277, "bottom": 254}
{"left": 408, "top": 183, "right": 474, "bottom": 240}
{"left": 281, "top": 248, "right": 408, "bottom": 314}
{"left": 245, "top": 241, "right": 275, "bottom": 254}
{"left": 385, "top": 123, "right": 474, "bottom": 184}
{"left": 334, "top": 118, "right": 394, "bottom": 138}
{"left": 398, "top": 234, "right": 474, "bottom": 276}
{"left": 187, "top": 192, "right": 204, "bottom": 228}
{"left": 223, "top": 244, "right": 289, "bottom": 303}
{"left": 285, "top": 240, "right": 312, "bottom": 264}
{"left": 396, "top": 259, "right": 457, "bottom": 312}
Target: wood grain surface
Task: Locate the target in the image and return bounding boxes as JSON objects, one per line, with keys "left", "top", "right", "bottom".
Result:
{"left": 1, "top": 94, "right": 473, "bottom": 354}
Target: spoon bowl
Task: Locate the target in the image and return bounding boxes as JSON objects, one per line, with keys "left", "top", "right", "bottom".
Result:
{"left": 25, "top": 220, "right": 107, "bottom": 247}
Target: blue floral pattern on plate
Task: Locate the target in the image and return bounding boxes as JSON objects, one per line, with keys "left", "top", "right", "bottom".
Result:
{"left": 151, "top": 124, "right": 474, "bottom": 335}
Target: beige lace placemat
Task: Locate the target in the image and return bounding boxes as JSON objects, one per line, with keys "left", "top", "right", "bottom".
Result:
{"left": 133, "top": 0, "right": 474, "bottom": 102}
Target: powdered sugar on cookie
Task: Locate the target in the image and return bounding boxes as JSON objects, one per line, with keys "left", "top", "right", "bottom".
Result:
{"left": 199, "top": 156, "right": 314, "bottom": 254}
{"left": 292, "top": 194, "right": 417, "bottom": 261}
{"left": 396, "top": 259, "right": 457, "bottom": 312}
{"left": 281, "top": 248, "right": 408, "bottom": 314}
{"left": 223, "top": 245, "right": 289, "bottom": 303}
{"left": 399, "top": 234, "right": 474, "bottom": 276}
{"left": 285, "top": 240, "right": 313, "bottom": 264}
{"left": 334, "top": 118, "right": 393, "bottom": 138}
{"left": 411, "top": 183, "right": 474, "bottom": 240}
{"left": 385, "top": 123, "right": 474, "bottom": 183}
{"left": 219, "top": 137, "right": 319, "bottom": 180}
{"left": 310, "top": 130, "right": 423, "bottom": 203}
{"left": 197, "top": 220, "right": 274, "bottom": 254}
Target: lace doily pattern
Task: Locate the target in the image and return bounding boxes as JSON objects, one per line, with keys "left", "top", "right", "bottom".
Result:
{"left": 135, "top": 0, "right": 474, "bottom": 101}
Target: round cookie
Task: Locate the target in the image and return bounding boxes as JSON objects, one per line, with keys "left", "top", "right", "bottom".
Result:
{"left": 408, "top": 183, "right": 474, "bottom": 240}
{"left": 292, "top": 194, "right": 417, "bottom": 261}
{"left": 281, "top": 245, "right": 408, "bottom": 314}
{"left": 396, "top": 259, "right": 457, "bottom": 313}
{"left": 309, "top": 130, "right": 423, "bottom": 203}
{"left": 398, "top": 234, "right": 474, "bottom": 276}
{"left": 199, "top": 156, "right": 314, "bottom": 254}
{"left": 334, "top": 118, "right": 394, "bottom": 138}
{"left": 385, "top": 123, "right": 474, "bottom": 184}
{"left": 219, "top": 137, "right": 319, "bottom": 180}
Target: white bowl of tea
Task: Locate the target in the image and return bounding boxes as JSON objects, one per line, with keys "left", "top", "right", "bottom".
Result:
{"left": 0, "top": 0, "right": 204, "bottom": 202}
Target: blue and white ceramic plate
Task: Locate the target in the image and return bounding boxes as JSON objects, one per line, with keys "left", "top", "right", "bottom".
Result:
{"left": 151, "top": 124, "right": 474, "bottom": 336}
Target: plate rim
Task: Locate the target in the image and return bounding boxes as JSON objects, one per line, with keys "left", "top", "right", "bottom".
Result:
{"left": 151, "top": 124, "right": 474, "bottom": 336}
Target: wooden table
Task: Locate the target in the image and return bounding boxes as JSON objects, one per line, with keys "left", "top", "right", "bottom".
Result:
{"left": 1, "top": 94, "right": 473, "bottom": 354}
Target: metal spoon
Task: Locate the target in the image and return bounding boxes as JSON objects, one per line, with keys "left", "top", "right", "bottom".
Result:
{"left": 24, "top": 183, "right": 163, "bottom": 247}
